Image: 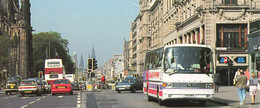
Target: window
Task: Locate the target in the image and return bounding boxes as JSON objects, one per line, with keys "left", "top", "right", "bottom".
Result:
{"left": 216, "top": 24, "right": 248, "bottom": 50}
{"left": 225, "top": 0, "right": 237, "bottom": 6}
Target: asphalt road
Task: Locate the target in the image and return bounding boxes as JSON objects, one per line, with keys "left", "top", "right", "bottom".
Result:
{"left": 84, "top": 89, "right": 226, "bottom": 108}
{"left": 0, "top": 90, "right": 81, "bottom": 108}
{"left": 0, "top": 89, "right": 227, "bottom": 108}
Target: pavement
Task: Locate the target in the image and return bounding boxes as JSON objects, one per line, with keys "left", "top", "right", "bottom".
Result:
{"left": 211, "top": 86, "right": 260, "bottom": 107}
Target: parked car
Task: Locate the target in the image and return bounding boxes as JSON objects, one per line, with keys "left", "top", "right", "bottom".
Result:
{"left": 71, "top": 82, "right": 80, "bottom": 90}
{"left": 115, "top": 76, "right": 143, "bottom": 93}
{"left": 51, "top": 79, "right": 73, "bottom": 95}
{"left": 43, "top": 80, "right": 51, "bottom": 94}
{"left": 18, "top": 79, "right": 42, "bottom": 97}
{"left": 4, "top": 79, "right": 19, "bottom": 95}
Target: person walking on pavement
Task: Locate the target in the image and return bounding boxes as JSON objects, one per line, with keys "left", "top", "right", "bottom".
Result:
{"left": 248, "top": 73, "right": 259, "bottom": 105}
{"left": 233, "top": 69, "right": 240, "bottom": 85}
{"left": 214, "top": 73, "right": 221, "bottom": 92}
{"left": 235, "top": 71, "right": 248, "bottom": 105}
{"left": 244, "top": 68, "right": 250, "bottom": 80}
{"left": 101, "top": 74, "right": 105, "bottom": 90}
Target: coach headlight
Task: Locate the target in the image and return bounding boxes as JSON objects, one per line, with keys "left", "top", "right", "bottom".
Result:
{"left": 206, "top": 83, "right": 214, "bottom": 88}
{"left": 163, "top": 82, "right": 172, "bottom": 88}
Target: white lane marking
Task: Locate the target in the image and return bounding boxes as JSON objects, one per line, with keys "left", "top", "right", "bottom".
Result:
{"left": 2, "top": 97, "right": 9, "bottom": 99}
{"left": 21, "top": 104, "right": 28, "bottom": 108}
{"left": 21, "top": 97, "right": 29, "bottom": 99}
{"left": 20, "top": 96, "right": 46, "bottom": 108}
{"left": 36, "top": 98, "right": 41, "bottom": 101}
{"left": 29, "top": 101, "right": 35, "bottom": 104}
{"left": 58, "top": 95, "right": 63, "bottom": 98}
{"left": 77, "top": 92, "right": 81, "bottom": 108}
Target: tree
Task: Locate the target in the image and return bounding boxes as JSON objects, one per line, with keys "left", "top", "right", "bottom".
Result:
{"left": 32, "top": 31, "right": 75, "bottom": 77}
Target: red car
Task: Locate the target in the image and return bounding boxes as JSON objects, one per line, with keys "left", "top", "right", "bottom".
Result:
{"left": 51, "top": 79, "right": 73, "bottom": 95}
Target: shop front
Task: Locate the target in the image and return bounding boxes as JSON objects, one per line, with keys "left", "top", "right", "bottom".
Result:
{"left": 247, "top": 18, "right": 260, "bottom": 80}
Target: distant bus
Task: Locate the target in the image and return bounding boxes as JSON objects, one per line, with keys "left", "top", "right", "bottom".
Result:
{"left": 65, "top": 74, "right": 75, "bottom": 83}
{"left": 143, "top": 44, "right": 215, "bottom": 106}
{"left": 44, "top": 59, "right": 65, "bottom": 84}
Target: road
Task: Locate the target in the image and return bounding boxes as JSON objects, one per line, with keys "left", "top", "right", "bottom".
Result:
{"left": 85, "top": 89, "right": 225, "bottom": 108}
{"left": 0, "top": 89, "right": 226, "bottom": 108}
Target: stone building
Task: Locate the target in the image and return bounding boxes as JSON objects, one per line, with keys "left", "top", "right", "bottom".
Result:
{"left": 0, "top": 0, "right": 33, "bottom": 79}
{"left": 128, "top": 0, "right": 260, "bottom": 85}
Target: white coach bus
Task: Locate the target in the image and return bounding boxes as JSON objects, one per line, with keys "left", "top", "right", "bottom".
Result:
{"left": 143, "top": 44, "right": 215, "bottom": 106}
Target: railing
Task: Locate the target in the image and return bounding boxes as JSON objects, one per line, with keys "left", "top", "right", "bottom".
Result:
{"left": 216, "top": 41, "right": 248, "bottom": 50}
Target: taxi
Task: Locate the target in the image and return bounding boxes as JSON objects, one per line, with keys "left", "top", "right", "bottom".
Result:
{"left": 51, "top": 79, "right": 73, "bottom": 95}
{"left": 4, "top": 80, "right": 19, "bottom": 95}
{"left": 18, "top": 79, "right": 42, "bottom": 97}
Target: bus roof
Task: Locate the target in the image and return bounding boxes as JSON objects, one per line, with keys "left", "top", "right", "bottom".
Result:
{"left": 164, "top": 44, "right": 211, "bottom": 49}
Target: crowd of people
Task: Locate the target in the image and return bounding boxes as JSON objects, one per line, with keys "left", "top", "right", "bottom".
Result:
{"left": 233, "top": 68, "right": 259, "bottom": 105}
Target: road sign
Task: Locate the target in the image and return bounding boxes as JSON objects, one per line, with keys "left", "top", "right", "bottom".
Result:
{"left": 224, "top": 57, "right": 227, "bottom": 64}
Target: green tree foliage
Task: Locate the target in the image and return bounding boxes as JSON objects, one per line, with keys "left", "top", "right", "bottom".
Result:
{"left": 33, "top": 32, "right": 75, "bottom": 76}
{"left": 0, "top": 36, "right": 8, "bottom": 71}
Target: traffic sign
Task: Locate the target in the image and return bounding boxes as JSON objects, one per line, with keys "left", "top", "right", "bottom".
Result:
{"left": 224, "top": 57, "right": 227, "bottom": 64}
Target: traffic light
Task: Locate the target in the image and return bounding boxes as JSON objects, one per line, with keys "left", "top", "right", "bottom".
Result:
{"left": 93, "top": 58, "right": 97, "bottom": 70}
{"left": 38, "top": 71, "right": 43, "bottom": 78}
{"left": 227, "top": 58, "right": 233, "bottom": 67}
{"left": 87, "top": 58, "right": 93, "bottom": 71}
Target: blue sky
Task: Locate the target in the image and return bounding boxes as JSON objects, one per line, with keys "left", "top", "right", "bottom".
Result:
{"left": 31, "top": 0, "right": 139, "bottom": 66}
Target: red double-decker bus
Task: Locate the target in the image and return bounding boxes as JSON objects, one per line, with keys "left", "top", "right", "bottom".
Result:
{"left": 44, "top": 59, "right": 65, "bottom": 84}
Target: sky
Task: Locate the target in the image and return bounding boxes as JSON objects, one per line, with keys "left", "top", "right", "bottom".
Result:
{"left": 30, "top": 0, "right": 140, "bottom": 67}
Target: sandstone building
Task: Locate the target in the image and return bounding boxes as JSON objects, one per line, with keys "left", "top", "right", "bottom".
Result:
{"left": 127, "top": 0, "right": 260, "bottom": 85}
{"left": 0, "top": 0, "right": 33, "bottom": 79}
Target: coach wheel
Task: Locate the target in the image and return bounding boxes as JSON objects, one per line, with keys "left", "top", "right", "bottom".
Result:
{"left": 19, "top": 93, "right": 24, "bottom": 97}
{"left": 157, "top": 88, "right": 163, "bottom": 106}
{"left": 117, "top": 91, "right": 121, "bottom": 93}
{"left": 5, "top": 91, "right": 8, "bottom": 95}
{"left": 131, "top": 88, "right": 136, "bottom": 93}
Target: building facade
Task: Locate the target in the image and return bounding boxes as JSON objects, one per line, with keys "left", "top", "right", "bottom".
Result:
{"left": 0, "top": 0, "right": 33, "bottom": 79}
{"left": 128, "top": 0, "right": 260, "bottom": 85}
{"left": 248, "top": 18, "right": 260, "bottom": 80}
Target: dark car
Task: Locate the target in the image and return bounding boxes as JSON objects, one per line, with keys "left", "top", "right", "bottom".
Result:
{"left": 4, "top": 80, "right": 19, "bottom": 95}
{"left": 115, "top": 76, "right": 143, "bottom": 93}
{"left": 71, "top": 82, "right": 80, "bottom": 90}
{"left": 43, "top": 80, "right": 51, "bottom": 94}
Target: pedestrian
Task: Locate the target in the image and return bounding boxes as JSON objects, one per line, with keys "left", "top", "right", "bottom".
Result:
{"left": 248, "top": 73, "right": 259, "bottom": 105}
{"left": 233, "top": 69, "right": 240, "bottom": 85}
{"left": 214, "top": 73, "right": 221, "bottom": 92}
{"left": 235, "top": 71, "right": 248, "bottom": 105}
{"left": 244, "top": 68, "right": 250, "bottom": 80}
{"left": 101, "top": 74, "right": 105, "bottom": 90}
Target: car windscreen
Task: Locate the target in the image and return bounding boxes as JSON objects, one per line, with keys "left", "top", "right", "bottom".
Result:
{"left": 54, "top": 80, "right": 70, "bottom": 84}
{"left": 122, "top": 78, "right": 135, "bottom": 83}
{"left": 21, "top": 80, "right": 36, "bottom": 86}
